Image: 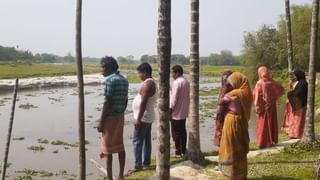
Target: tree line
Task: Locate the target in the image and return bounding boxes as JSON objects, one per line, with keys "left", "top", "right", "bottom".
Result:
{"left": 241, "top": 5, "right": 319, "bottom": 72}
{"left": 0, "top": 45, "right": 240, "bottom": 66}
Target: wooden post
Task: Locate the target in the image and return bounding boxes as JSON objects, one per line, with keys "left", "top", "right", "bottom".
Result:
{"left": 1, "top": 79, "right": 19, "bottom": 180}
{"left": 75, "top": 0, "right": 86, "bottom": 179}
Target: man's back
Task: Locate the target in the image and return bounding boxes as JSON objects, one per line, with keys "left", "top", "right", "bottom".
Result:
{"left": 104, "top": 71, "right": 129, "bottom": 117}
{"left": 170, "top": 76, "right": 190, "bottom": 120}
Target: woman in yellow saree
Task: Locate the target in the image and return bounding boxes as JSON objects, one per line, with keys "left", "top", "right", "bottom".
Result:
{"left": 218, "top": 72, "right": 253, "bottom": 180}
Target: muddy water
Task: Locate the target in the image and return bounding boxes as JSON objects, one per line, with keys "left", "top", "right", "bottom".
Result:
{"left": 0, "top": 78, "right": 285, "bottom": 179}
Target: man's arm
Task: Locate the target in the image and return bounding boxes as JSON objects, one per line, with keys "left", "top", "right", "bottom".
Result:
{"left": 97, "top": 97, "right": 111, "bottom": 132}
{"left": 170, "top": 81, "right": 179, "bottom": 115}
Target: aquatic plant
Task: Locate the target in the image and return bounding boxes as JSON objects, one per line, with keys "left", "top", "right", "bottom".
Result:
{"left": 27, "top": 145, "right": 45, "bottom": 152}
{"left": 19, "top": 103, "right": 38, "bottom": 109}
{"left": 12, "top": 137, "right": 25, "bottom": 141}
{"left": 37, "top": 138, "right": 49, "bottom": 144}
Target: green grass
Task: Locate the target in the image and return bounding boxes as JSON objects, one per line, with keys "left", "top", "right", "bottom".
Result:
{"left": 125, "top": 157, "right": 186, "bottom": 180}
{"left": 0, "top": 63, "right": 246, "bottom": 80}
{"left": 248, "top": 150, "right": 318, "bottom": 179}
{"left": 0, "top": 63, "right": 100, "bottom": 79}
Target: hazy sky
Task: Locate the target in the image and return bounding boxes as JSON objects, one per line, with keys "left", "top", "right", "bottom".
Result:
{"left": 0, "top": 0, "right": 311, "bottom": 59}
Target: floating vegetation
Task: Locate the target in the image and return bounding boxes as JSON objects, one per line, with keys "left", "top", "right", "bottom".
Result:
{"left": 51, "top": 140, "right": 78, "bottom": 147}
{"left": 64, "top": 147, "right": 70, "bottom": 150}
{"left": 14, "top": 168, "right": 78, "bottom": 179}
{"left": 52, "top": 150, "right": 59, "bottom": 154}
{"left": 48, "top": 97, "right": 63, "bottom": 102}
{"left": 13, "top": 137, "right": 25, "bottom": 141}
{"left": 75, "top": 140, "right": 90, "bottom": 145}
{"left": 37, "top": 138, "right": 49, "bottom": 144}
{"left": 19, "top": 103, "right": 38, "bottom": 109}
{"left": 199, "top": 88, "right": 220, "bottom": 96}
{"left": 0, "top": 101, "right": 5, "bottom": 106}
{"left": 84, "top": 91, "right": 94, "bottom": 95}
{"left": 15, "top": 175, "right": 32, "bottom": 180}
{"left": 16, "top": 169, "right": 53, "bottom": 178}
{"left": 27, "top": 145, "right": 45, "bottom": 152}
{"left": 88, "top": 115, "right": 93, "bottom": 118}
{"left": 25, "top": 94, "right": 36, "bottom": 97}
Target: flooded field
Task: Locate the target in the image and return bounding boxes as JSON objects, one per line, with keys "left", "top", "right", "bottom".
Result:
{"left": 0, "top": 76, "right": 285, "bottom": 179}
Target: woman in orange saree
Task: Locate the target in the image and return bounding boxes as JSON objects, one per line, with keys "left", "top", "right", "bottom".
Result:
{"left": 253, "top": 66, "right": 284, "bottom": 148}
{"left": 218, "top": 72, "right": 253, "bottom": 180}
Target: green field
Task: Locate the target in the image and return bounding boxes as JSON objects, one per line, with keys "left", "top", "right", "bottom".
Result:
{"left": 0, "top": 63, "right": 100, "bottom": 79}
{"left": 0, "top": 63, "right": 245, "bottom": 80}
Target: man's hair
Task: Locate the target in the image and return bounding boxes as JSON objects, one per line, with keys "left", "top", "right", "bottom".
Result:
{"left": 172, "top": 65, "right": 183, "bottom": 75}
{"left": 137, "top": 62, "right": 152, "bottom": 76}
{"left": 100, "top": 56, "right": 119, "bottom": 72}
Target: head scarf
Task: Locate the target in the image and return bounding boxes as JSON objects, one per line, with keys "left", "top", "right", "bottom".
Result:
{"left": 288, "top": 70, "right": 308, "bottom": 111}
{"left": 221, "top": 69, "right": 233, "bottom": 86}
{"left": 293, "top": 70, "right": 306, "bottom": 81}
{"left": 253, "top": 66, "right": 284, "bottom": 106}
{"left": 257, "top": 66, "right": 270, "bottom": 81}
{"left": 227, "top": 72, "right": 253, "bottom": 121}
{"left": 218, "top": 70, "right": 233, "bottom": 101}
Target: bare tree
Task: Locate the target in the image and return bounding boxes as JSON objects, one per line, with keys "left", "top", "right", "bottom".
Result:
{"left": 285, "top": 0, "right": 294, "bottom": 73}
{"left": 156, "top": 0, "right": 171, "bottom": 179}
{"left": 302, "top": 0, "right": 319, "bottom": 143}
{"left": 75, "top": 0, "right": 86, "bottom": 179}
{"left": 187, "top": 0, "right": 204, "bottom": 164}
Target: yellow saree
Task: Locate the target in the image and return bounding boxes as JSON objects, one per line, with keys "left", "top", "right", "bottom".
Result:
{"left": 218, "top": 72, "right": 253, "bottom": 179}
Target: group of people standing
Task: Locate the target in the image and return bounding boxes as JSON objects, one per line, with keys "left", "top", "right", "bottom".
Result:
{"left": 95, "top": 55, "right": 308, "bottom": 180}
{"left": 214, "top": 66, "right": 308, "bottom": 179}
{"left": 97, "top": 56, "right": 190, "bottom": 180}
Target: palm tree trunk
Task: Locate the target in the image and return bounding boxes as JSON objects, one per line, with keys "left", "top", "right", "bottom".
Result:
{"left": 1, "top": 79, "right": 18, "bottom": 180}
{"left": 75, "top": 0, "right": 86, "bottom": 179}
{"left": 156, "top": 0, "right": 171, "bottom": 179}
{"left": 302, "top": 0, "right": 319, "bottom": 143}
{"left": 285, "top": 0, "right": 294, "bottom": 73}
{"left": 187, "top": 0, "right": 204, "bottom": 164}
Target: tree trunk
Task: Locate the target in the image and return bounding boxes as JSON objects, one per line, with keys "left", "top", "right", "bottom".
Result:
{"left": 75, "top": 0, "right": 86, "bottom": 179}
{"left": 156, "top": 0, "right": 171, "bottom": 179}
{"left": 1, "top": 79, "right": 18, "bottom": 180}
{"left": 186, "top": 0, "right": 204, "bottom": 164}
{"left": 285, "top": 0, "right": 294, "bottom": 73}
{"left": 302, "top": 0, "right": 319, "bottom": 143}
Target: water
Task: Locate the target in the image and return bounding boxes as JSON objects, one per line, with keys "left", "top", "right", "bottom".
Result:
{"left": 0, "top": 78, "right": 286, "bottom": 179}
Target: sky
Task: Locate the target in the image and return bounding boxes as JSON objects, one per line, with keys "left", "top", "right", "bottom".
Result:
{"left": 0, "top": 0, "right": 312, "bottom": 59}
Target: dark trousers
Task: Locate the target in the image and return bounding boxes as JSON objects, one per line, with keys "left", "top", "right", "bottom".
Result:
{"left": 171, "top": 119, "right": 187, "bottom": 155}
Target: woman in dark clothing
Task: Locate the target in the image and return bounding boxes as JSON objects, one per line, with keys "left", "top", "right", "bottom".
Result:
{"left": 287, "top": 70, "right": 308, "bottom": 139}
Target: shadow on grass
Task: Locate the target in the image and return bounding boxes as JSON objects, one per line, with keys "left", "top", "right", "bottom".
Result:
{"left": 248, "top": 160, "right": 314, "bottom": 165}
{"left": 250, "top": 176, "right": 301, "bottom": 180}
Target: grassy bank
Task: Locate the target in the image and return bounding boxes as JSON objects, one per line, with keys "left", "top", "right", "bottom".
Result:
{"left": 126, "top": 120, "right": 320, "bottom": 179}
{"left": 0, "top": 63, "right": 100, "bottom": 79}
{"left": 0, "top": 63, "right": 246, "bottom": 80}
